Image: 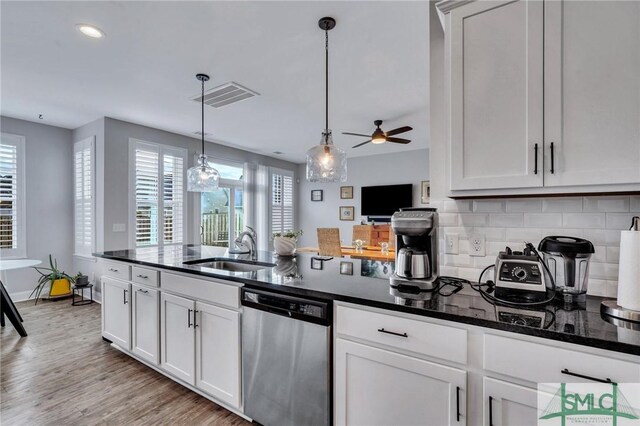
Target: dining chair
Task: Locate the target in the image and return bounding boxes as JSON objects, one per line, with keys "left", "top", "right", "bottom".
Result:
{"left": 352, "top": 225, "right": 373, "bottom": 246}
{"left": 317, "top": 228, "right": 343, "bottom": 257}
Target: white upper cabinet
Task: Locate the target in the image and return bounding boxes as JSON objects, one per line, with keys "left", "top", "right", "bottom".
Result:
{"left": 441, "top": 0, "right": 640, "bottom": 195}
{"left": 449, "top": 0, "right": 544, "bottom": 191}
{"left": 544, "top": 0, "right": 640, "bottom": 186}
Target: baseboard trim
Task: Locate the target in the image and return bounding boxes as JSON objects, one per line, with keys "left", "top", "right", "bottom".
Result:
{"left": 9, "top": 290, "right": 34, "bottom": 302}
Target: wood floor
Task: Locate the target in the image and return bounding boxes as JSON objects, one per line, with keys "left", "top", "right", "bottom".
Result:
{"left": 1, "top": 299, "right": 251, "bottom": 425}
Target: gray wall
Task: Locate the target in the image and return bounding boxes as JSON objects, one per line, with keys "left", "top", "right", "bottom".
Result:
{"left": 0, "top": 116, "right": 74, "bottom": 298}
{"left": 297, "top": 149, "right": 430, "bottom": 247}
{"left": 101, "top": 117, "right": 298, "bottom": 251}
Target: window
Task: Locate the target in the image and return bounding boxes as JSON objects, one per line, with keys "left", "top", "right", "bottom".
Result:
{"left": 74, "top": 137, "right": 95, "bottom": 257}
{"left": 270, "top": 168, "right": 294, "bottom": 235}
{"left": 0, "top": 133, "right": 26, "bottom": 258}
{"left": 200, "top": 161, "right": 244, "bottom": 247}
{"left": 130, "top": 140, "right": 186, "bottom": 247}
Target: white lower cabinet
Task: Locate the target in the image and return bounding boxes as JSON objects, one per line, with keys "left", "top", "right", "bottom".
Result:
{"left": 131, "top": 284, "right": 159, "bottom": 365}
{"left": 160, "top": 292, "right": 196, "bottom": 384}
{"left": 102, "top": 277, "right": 131, "bottom": 349}
{"left": 335, "top": 338, "right": 467, "bottom": 426}
{"left": 483, "top": 377, "right": 538, "bottom": 426}
{"left": 195, "top": 302, "right": 241, "bottom": 408}
{"left": 160, "top": 292, "right": 242, "bottom": 409}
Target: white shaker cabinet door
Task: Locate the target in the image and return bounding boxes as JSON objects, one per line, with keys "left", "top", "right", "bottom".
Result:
{"left": 544, "top": 0, "right": 640, "bottom": 186}
{"left": 161, "top": 292, "right": 195, "bottom": 385}
{"left": 195, "top": 301, "right": 241, "bottom": 409}
{"left": 131, "top": 284, "right": 159, "bottom": 365}
{"left": 449, "top": 0, "right": 544, "bottom": 190}
{"left": 483, "top": 377, "right": 538, "bottom": 426}
{"left": 101, "top": 277, "right": 131, "bottom": 349}
{"left": 335, "top": 338, "right": 467, "bottom": 426}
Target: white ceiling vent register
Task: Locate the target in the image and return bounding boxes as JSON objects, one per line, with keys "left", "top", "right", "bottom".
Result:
{"left": 192, "top": 82, "right": 259, "bottom": 108}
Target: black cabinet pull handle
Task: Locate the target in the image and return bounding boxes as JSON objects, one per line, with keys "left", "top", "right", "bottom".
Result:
{"left": 489, "top": 396, "right": 494, "bottom": 426}
{"left": 194, "top": 310, "right": 199, "bottom": 328}
{"left": 136, "top": 274, "right": 148, "bottom": 279}
{"left": 534, "top": 143, "right": 539, "bottom": 175}
{"left": 123, "top": 289, "right": 128, "bottom": 304}
{"left": 377, "top": 328, "right": 408, "bottom": 338}
{"left": 550, "top": 142, "right": 555, "bottom": 174}
{"left": 109, "top": 268, "right": 118, "bottom": 272}
{"left": 561, "top": 368, "right": 615, "bottom": 384}
{"left": 456, "top": 386, "right": 461, "bottom": 422}
{"left": 188, "top": 309, "right": 193, "bottom": 328}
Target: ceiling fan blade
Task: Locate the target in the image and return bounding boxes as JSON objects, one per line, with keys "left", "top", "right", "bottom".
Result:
{"left": 385, "top": 126, "right": 413, "bottom": 137}
{"left": 352, "top": 140, "right": 372, "bottom": 148}
{"left": 342, "top": 132, "right": 371, "bottom": 138}
{"left": 386, "top": 137, "right": 411, "bottom": 144}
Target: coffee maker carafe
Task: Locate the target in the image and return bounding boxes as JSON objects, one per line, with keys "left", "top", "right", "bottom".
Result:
{"left": 390, "top": 208, "right": 438, "bottom": 290}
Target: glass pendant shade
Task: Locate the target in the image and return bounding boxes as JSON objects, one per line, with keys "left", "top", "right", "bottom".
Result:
{"left": 187, "top": 154, "right": 220, "bottom": 192}
{"left": 306, "top": 131, "right": 347, "bottom": 183}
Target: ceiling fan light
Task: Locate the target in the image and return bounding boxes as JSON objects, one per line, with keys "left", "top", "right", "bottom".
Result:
{"left": 372, "top": 136, "right": 386, "bottom": 144}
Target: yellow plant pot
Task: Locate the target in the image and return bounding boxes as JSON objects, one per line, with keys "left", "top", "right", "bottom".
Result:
{"left": 49, "top": 278, "right": 72, "bottom": 298}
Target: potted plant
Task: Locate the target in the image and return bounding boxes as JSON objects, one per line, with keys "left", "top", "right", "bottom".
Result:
{"left": 272, "top": 229, "right": 303, "bottom": 257}
{"left": 30, "top": 255, "right": 75, "bottom": 305}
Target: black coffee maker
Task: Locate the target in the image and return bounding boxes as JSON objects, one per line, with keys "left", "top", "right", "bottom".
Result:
{"left": 390, "top": 208, "right": 439, "bottom": 290}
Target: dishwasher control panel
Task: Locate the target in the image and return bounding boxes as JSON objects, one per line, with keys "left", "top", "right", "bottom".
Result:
{"left": 242, "top": 288, "right": 329, "bottom": 324}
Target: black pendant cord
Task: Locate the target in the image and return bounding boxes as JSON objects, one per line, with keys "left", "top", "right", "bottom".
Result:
{"left": 325, "top": 28, "right": 329, "bottom": 139}
{"left": 201, "top": 78, "right": 205, "bottom": 158}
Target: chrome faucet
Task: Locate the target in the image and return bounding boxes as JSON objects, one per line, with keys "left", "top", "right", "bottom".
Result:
{"left": 233, "top": 226, "right": 258, "bottom": 260}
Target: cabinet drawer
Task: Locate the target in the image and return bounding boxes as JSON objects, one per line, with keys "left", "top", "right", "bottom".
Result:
{"left": 161, "top": 272, "right": 239, "bottom": 309}
{"left": 336, "top": 305, "right": 467, "bottom": 364}
{"left": 484, "top": 334, "right": 640, "bottom": 384}
{"left": 103, "top": 261, "right": 131, "bottom": 281}
{"left": 132, "top": 266, "right": 159, "bottom": 287}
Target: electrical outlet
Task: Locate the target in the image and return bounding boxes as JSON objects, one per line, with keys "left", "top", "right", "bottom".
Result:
{"left": 469, "top": 234, "right": 486, "bottom": 257}
{"left": 445, "top": 234, "right": 459, "bottom": 254}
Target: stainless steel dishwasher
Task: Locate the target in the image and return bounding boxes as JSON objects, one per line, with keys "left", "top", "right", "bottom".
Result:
{"left": 241, "top": 288, "right": 331, "bottom": 426}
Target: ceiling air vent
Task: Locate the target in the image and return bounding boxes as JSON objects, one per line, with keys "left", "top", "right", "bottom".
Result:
{"left": 192, "top": 82, "right": 259, "bottom": 108}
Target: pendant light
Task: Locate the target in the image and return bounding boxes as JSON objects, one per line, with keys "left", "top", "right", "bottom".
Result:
{"left": 306, "top": 17, "right": 347, "bottom": 183}
{"left": 187, "top": 73, "right": 220, "bottom": 192}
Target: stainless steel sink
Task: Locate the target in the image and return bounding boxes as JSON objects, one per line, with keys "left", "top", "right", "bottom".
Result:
{"left": 183, "top": 258, "right": 275, "bottom": 273}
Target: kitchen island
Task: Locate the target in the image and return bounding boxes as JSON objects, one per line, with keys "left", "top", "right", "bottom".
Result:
{"left": 95, "top": 245, "right": 639, "bottom": 425}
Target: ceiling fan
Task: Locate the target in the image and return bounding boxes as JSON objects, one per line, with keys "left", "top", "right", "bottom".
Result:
{"left": 343, "top": 120, "right": 413, "bottom": 148}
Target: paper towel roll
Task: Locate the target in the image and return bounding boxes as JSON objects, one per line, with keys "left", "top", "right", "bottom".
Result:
{"left": 617, "top": 230, "right": 640, "bottom": 311}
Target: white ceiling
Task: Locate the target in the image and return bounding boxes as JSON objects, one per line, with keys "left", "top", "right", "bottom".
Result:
{"left": 1, "top": 1, "right": 429, "bottom": 163}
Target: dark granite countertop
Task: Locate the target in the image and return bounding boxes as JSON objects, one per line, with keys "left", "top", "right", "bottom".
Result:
{"left": 95, "top": 245, "right": 640, "bottom": 356}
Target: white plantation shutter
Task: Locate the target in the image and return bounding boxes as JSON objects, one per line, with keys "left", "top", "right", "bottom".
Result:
{"left": 131, "top": 140, "right": 186, "bottom": 247}
{"left": 163, "top": 151, "right": 184, "bottom": 244}
{"left": 0, "top": 134, "right": 25, "bottom": 258}
{"left": 270, "top": 168, "right": 294, "bottom": 235}
{"left": 73, "top": 137, "right": 95, "bottom": 257}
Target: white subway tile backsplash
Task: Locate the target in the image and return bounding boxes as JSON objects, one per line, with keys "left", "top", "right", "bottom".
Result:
{"left": 540, "top": 228, "right": 583, "bottom": 239}
{"left": 442, "top": 226, "right": 471, "bottom": 238}
{"left": 474, "top": 227, "right": 507, "bottom": 242}
{"left": 473, "top": 200, "right": 505, "bottom": 213}
{"left": 506, "top": 199, "right": 543, "bottom": 213}
{"left": 591, "top": 246, "right": 607, "bottom": 263}
{"left": 542, "top": 198, "right": 583, "bottom": 213}
{"left": 562, "top": 213, "right": 605, "bottom": 229}
{"left": 582, "top": 229, "right": 606, "bottom": 245}
{"left": 606, "top": 213, "right": 638, "bottom": 230}
{"left": 631, "top": 196, "right": 640, "bottom": 212}
{"left": 588, "top": 279, "right": 609, "bottom": 297}
{"left": 506, "top": 228, "right": 542, "bottom": 244}
{"left": 524, "top": 213, "right": 563, "bottom": 228}
{"left": 584, "top": 196, "right": 630, "bottom": 212}
{"left": 489, "top": 213, "right": 524, "bottom": 227}
{"left": 443, "top": 200, "right": 472, "bottom": 213}
{"left": 606, "top": 246, "right": 620, "bottom": 263}
{"left": 439, "top": 213, "right": 459, "bottom": 226}
{"left": 459, "top": 214, "right": 489, "bottom": 227}
{"left": 589, "top": 262, "right": 618, "bottom": 280}
{"left": 444, "top": 254, "right": 473, "bottom": 268}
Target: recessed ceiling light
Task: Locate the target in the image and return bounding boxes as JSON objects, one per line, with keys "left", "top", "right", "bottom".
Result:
{"left": 76, "top": 24, "right": 105, "bottom": 39}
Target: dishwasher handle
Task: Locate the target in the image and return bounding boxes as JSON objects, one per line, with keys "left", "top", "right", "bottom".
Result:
{"left": 241, "top": 288, "right": 331, "bottom": 326}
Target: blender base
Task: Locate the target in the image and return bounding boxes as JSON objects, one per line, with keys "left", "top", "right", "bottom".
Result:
{"left": 601, "top": 300, "right": 640, "bottom": 323}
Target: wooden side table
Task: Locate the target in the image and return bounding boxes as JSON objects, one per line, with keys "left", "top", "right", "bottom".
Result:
{"left": 72, "top": 284, "right": 94, "bottom": 306}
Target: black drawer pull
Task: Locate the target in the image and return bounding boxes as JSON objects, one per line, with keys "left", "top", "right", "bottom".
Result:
{"left": 136, "top": 274, "right": 149, "bottom": 279}
{"left": 456, "top": 386, "right": 461, "bottom": 422}
{"left": 550, "top": 142, "right": 555, "bottom": 174}
{"left": 534, "top": 143, "right": 539, "bottom": 175}
{"left": 377, "top": 328, "right": 408, "bottom": 338}
{"left": 123, "top": 289, "right": 128, "bottom": 304}
{"left": 188, "top": 309, "right": 193, "bottom": 328}
{"left": 109, "top": 268, "right": 119, "bottom": 273}
{"left": 489, "top": 396, "right": 494, "bottom": 426}
{"left": 561, "top": 368, "right": 616, "bottom": 385}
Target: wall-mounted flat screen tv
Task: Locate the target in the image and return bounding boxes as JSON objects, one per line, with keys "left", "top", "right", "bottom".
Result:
{"left": 361, "top": 184, "right": 413, "bottom": 216}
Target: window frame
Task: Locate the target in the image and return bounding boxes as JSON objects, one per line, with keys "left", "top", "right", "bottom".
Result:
{"left": 0, "top": 132, "right": 26, "bottom": 259}
{"left": 73, "top": 136, "right": 96, "bottom": 259}
{"left": 269, "top": 167, "right": 295, "bottom": 237}
{"left": 128, "top": 139, "right": 187, "bottom": 248}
